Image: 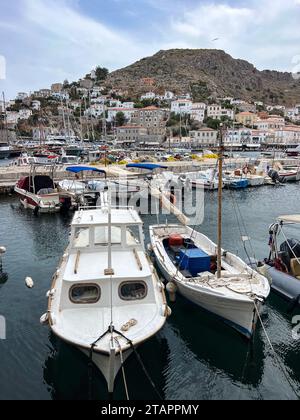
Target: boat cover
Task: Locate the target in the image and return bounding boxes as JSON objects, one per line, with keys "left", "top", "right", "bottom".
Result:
{"left": 278, "top": 215, "right": 300, "bottom": 224}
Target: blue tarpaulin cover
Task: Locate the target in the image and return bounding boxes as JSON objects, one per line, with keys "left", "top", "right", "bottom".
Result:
{"left": 126, "top": 163, "right": 168, "bottom": 171}
{"left": 66, "top": 166, "right": 107, "bottom": 175}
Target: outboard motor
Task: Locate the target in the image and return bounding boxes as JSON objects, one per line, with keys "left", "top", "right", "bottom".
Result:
{"left": 280, "top": 239, "right": 300, "bottom": 269}
{"left": 268, "top": 169, "right": 285, "bottom": 184}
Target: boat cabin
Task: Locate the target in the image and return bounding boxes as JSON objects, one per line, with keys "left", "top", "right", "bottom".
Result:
{"left": 16, "top": 175, "right": 56, "bottom": 195}
{"left": 57, "top": 208, "right": 158, "bottom": 312}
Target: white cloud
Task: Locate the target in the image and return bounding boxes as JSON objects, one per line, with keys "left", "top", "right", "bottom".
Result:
{"left": 165, "top": 0, "right": 300, "bottom": 72}
{"left": 1, "top": 0, "right": 300, "bottom": 99}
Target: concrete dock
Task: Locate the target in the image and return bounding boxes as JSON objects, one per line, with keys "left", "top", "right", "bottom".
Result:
{"left": 1, "top": 156, "right": 299, "bottom": 195}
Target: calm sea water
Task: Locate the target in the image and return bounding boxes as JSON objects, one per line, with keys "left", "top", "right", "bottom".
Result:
{"left": 0, "top": 183, "right": 300, "bottom": 400}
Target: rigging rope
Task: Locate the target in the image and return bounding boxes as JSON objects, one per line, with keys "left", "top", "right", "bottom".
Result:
{"left": 88, "top": 325, "right": 163, "bottom": 401}
{"left": 115, "top": 338, "right": 130, "bottom": 401}
{"left": 254, "top": 301, "right": 300, "bottom": 400}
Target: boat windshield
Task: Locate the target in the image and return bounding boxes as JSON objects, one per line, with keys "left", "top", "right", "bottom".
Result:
{"left": 74, "top": 227, "right": 90, "bottom": 248}
{"left": 94, "top": 226, "right": 122, "bottom": 246}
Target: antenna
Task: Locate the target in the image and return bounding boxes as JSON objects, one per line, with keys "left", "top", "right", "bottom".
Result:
{"left": 217, "top": 123, "right": 224, "bottom": 279}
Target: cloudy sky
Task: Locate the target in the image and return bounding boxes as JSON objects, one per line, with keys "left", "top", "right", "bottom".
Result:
{"left": 0, "top": 0, "right": 300, "bottom": 99}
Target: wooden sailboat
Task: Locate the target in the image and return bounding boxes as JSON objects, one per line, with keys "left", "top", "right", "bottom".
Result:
{"left": 41, "top": 198, "right": 169, "bottom": 393}
{"left": 150, "top": 125, "right": 271, "bottom": 338}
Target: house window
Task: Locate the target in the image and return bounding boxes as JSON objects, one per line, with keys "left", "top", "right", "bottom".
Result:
{"left": 70, "top": 284, "right": 101, "bottom": 304}
{"left": 119, "top": 282, "right": 148, "bottom": 301}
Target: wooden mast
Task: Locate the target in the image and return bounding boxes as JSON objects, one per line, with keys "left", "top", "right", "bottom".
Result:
{"left": 217, "top": 124, "right": 224, "bottom": 279}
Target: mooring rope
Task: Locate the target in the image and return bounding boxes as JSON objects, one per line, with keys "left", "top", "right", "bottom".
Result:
{"left": 115, "top": 338, "right": 130, "bottom": 401}
{"left": 254, "top": 301, "right": 299, "bottom": 400}
{"left": 88, "top": 325, "right": 163, "bottom": 401}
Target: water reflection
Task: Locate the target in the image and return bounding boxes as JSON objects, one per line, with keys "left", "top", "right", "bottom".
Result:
{"left": 167, "top": 294, "right": 265, "bottom": 387}
{"left": 43, "top": 331, "right": 169, "bottom": 401}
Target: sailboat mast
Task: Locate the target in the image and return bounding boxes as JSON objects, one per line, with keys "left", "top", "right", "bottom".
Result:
{"left": 2, "top": 92, "right": 9, "bottom": 144}
{"left": 217, "top": 124, "right": 224, "bottom": 279}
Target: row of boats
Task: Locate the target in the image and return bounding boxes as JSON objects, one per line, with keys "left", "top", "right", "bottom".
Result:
{"left": 11, "top": 149, "right": 300, "bottom": 395}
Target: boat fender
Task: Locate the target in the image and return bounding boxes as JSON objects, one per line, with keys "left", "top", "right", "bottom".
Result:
{"left": 166, "top": 306, "right": 172, "bottom": 318}
{"left": 166, "top": 282, "right": 177, "bottom": 303}
{"left": 23, "top": 199, "right": 28, "bottom": 209}
{"left": 257, "top": 264, "right": 273, "bottom": 286}
{"left": 287, "top": 294, "right": 300, "bottom": 314}
{"left": 40, "top": 313, "right": 49, "bottom": 326}
{"left": 25, "top": 277, "right": 34, "bottom": 289}
{"left": 34, "top": 206, "right": 39, "bottom": 216}
{"left": 0, "top": 246, "right": 6, "bottom": 255}
{"left": 46, "top": 289, "right": 56, "bottom": 298}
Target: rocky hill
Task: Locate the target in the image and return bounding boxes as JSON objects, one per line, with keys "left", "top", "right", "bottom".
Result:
{"left": 106, "top": 49, "right": 300, "bottom": 105}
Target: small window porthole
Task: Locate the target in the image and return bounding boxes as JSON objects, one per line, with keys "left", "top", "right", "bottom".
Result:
{"left": 119, "top": 282, "right": 147, "bottom": 301}
{"left": 70, "top": 284, "right": 101, "bottom": 304}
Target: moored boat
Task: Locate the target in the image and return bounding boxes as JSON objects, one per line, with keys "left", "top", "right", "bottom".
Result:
{"left": 150, "top": 224, "right": 270, "bottom": 338}
{"left": 14, "top": 165, "right": 61, "bottom": 214}
{"left": 42, "top": 204, "right": 169, "bottom": 393}
{"left": 260, "top": 215, "right": 300, "bottom": 306}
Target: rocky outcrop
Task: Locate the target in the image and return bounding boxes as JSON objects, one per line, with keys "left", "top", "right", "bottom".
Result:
{"left": 106, "top": 49, "right": 300, "bottom": 105}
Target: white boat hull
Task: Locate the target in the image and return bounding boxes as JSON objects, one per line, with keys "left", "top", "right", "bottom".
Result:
{"left": 155, "top": 253, "right": 258, "bottom": 338}
{"left": 15, "top": 187, "right": 61, "bottom": 213}
{"left": 150, "top": 225, "right": 270, "bottom": 339}
{"left": 81, "top": 347, "right": 133, "bottom": 394}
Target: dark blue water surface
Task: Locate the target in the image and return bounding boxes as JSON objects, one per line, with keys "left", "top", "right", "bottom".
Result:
{"left": 0, "top": 184, "right": 300, "bottom": 400}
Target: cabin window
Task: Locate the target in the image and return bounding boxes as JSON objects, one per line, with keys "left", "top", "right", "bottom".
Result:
{"left": 119, "top": 282, "right": 147, "bottom": 301}
{"left": 70, "top": 284, "right": 101, "bottom": 304}
{"left": 74, "top": 227, "right": 90, "bottom": 248}
{"left": 94, "top": 226, "right": 122, "bottom": 246}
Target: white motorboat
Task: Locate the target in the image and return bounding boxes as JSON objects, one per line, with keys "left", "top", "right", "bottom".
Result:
{"left": 184, "top": 170, "right": 223, "bottom": 191}
{"left": 150, "top": 127, "right": 270, "bottom": 339}
{"left": 42, "top": 204, "right": 168, "bottom": 393}
{"left": 14, "top": 165, "right": 61, "bottom": 214}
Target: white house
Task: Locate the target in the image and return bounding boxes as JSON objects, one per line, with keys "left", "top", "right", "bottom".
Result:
{"left": 90, "top": 87, "right": 104, "bottom": 98}
{"left": 224, "top": 129, "right": 254, "bottom": 146}
{"left": 164, "top": 91, "right": 175, "bottom": 101}
{"left": 31, "top": 100, "right": 41, "bottom": 111}
{"left": 52, "top": 91, "right": 70, "bottom": 101}
{"left": 266, "top": 105, "right": 286, "bottom": 113}
{"left": 109, "top": 99, "right": 122, "bottom": 108}
{"left": 171, "top": 99, "right": 193, "bottom": 115}
{"left": 207, "top": 104, "right": 234, "bottom": 120}
{"left": 6, "top": 112, "right": 20, "bottom": 125}
{"left": 18, "top": 109, "right": 32, "bottom": 120}
{"left": 17, "top": 92, "right": 28, "bottom": 101}
{"left": 85, "top": 104, "right": 105, "bottom": 118}
{"left": 190, "top": 128, "right": 218, "bottom": 148}
{"left": 140, "top": 92, "right": 156, "bottom": 101}
{"left": 91, "top": 96, "right": 106, "bottom": 105}
{"left": 256, "top": 117, "right": 285, "bottom": 130}
{"left": 122, "top": 102, "right": 135, "bottom": 109}
{"left": 191, "top": 103, "right": 206, "bottom": 122}
{"left": 107, "top": 108, "right": 135, "bottom": 123}
{"left": 76, "top": 87, "right": 89, "bottom": 97}
{"left": 285, "top": 107, "right": 299, "bottom": 121}
{"left": 273, "top": 126, "right": 300, "bottom": 145}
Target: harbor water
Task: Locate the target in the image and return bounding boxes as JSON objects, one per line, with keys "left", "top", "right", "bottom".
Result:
{"left": 0, "top": 183, "right": 300, "bottom": 400}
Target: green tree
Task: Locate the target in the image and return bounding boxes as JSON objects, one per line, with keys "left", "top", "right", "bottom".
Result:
{"left": 95, "top": 67, "right": 109, "bottom": 82}
{"left": 115, "top": 111, "right": 126, "bottom": 127}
